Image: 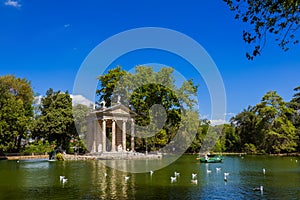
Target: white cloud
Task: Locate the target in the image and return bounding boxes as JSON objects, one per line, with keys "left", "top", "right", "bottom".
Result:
{"left": 4, "top": 0, "right": 21, "bottom": 8}
{"left": 70, "top": 94, "right": 94, "bottom": 107}
{"left": 33, "top": 95, "right": 43, "bottom": 105}
{"left": 33, "top": 94, "right": 94, "bottom": 108}
{"left": 64, "top": 24, "right": 71, "bottom": 28}
{"left": 202, "top": 112, "right": 234, "bottom": 126}
{"left": 224, "top": 112, "right": 235, "bottom": 117}
{"left": 209, "top": 119, "right": 228, "bottom": 126}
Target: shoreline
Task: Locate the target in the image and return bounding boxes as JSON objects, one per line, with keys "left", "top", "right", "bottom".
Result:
{"left": 0, "top": 155, "right": 49, "bottom": 160}
{"left": 1, "top": 152, "right": 299, "bottom": 161}
{"left": 186, "top": 152, "right": 300, "bottom": 157}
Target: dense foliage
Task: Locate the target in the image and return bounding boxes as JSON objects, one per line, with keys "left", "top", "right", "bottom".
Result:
{"left": 230, "top": 91, "right": 297, "bottom": 153}
{"left": 224, "top": 0, "right": 300, "bottom": 59}
{"left": 0, "top": 75, "right": 34, "bottom": 152}
{"left": 1, "top": 73, "right": 299, "bottom": 155}
{"left": 32, "top": 88, "right": 87, "bottom": 153}
{"left": 96, "top": 66, "right": 199, "bottom": 152}
{"left": 187, "top": 88, "right": 300, "bottom": 154}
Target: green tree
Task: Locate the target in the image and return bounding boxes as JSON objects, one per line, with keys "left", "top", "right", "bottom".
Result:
{"left": 33, "top": 89, "right": 76, "bottom": 151}
{"left": 73, "top": 104, "right": 90, "bottom": 137}
{"left": 231, "top": 91, "right": 297, "bottom": 153}
{"left": 96, "top": 66, "right": 127, "bottom": 107}
{"left": 255, "top": 91, "right": 297, "bottom": 153}
{"left": 71, "top": 104, "right": 90, "bottom": 153}
{"left": 290, "top": 86, "right": 300, "bottom": 109}
{"left": 223, "top": 124, "right": 240, "bottom": 152}
{"left": 0, "top": 75, "right": 34, "bottom": 152}
{"left": 290, "top": 86, "right": 300, "bottom": 151}
{"left": 96, "top": 66, "right": 199, "bottom": 151}
{"left": 230, "top": 106, "right": 261, "bottom": 150}
{"left": 224, "top": 0, "right": 300, "bottom": 59}
{"left": 187, "top": 119, "right": 205, "bottom": 153}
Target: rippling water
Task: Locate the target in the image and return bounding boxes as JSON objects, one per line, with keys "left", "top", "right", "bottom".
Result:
{"left": 0, "top": 155, "right": 299, "bottom": 199}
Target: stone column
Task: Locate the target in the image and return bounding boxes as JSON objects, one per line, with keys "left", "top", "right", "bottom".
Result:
{"left": 112, "top": 120, "right": 116, "bottom": 152}
{"left": 95, "top": 120, "right": 98, "bottom": 153}
{"left": 102, "top": 120, "right": 106, "bottom": 152}
{"left": 131, "top": 119, "right": 135, "bottom": 151}
{"left": 122, "top": 120, "right": 126, "bottom": 151}
{"left": 93, "top": 120, "right": 97, "bottom": 153}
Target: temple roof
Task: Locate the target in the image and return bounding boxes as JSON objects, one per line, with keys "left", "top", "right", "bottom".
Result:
{"left": 89, "top": 103, "right": 136, "bottom": 120}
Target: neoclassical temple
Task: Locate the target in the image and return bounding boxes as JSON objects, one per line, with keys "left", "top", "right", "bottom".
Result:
{"left": 86, "top": 102, "right": 136, "bottom": 154}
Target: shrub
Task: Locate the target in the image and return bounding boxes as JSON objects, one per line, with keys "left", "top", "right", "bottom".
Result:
{"left": 23, "top": 140, "right": 55, "bottom": 154}
{"left": 55, "top": 153, "right": 64, "bottom": 161}
{"left": 243, "top": 143, "right": 257, "bottom": 154}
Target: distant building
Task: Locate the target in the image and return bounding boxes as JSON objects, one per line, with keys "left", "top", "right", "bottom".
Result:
{"left": 86, "top": 102, "right": 136, "bottom": 153}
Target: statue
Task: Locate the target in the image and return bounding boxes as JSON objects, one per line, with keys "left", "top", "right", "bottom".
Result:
{"left": 117, "top": 95, "right": 121, "bottom": 104}
{"left": 117, "top": 144, "right": 122, "bottom": 152}
{"left": 100, "top": 100, "right": 106, "bottom": 108}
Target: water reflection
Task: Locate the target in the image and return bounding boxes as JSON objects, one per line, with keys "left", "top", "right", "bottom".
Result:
{"left": 0, "top": 155, "right": 299, "bottom": 199}
{"left": 20, "top": 159, "right": 50, "bottom": 170}
{"left": 88, "top": 160, "right": 136, "bottom": 199}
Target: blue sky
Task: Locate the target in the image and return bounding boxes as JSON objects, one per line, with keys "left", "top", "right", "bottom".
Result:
{"left": 1, "top": 0, "right": 299, "bottom": 123}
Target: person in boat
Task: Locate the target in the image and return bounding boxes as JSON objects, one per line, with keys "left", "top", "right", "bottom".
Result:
{"left": 204, "top": 154, "right": 208, "bottom": 162}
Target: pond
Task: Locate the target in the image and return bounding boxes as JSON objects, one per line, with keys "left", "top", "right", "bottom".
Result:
{"left": 0, "top": 155, "right": 299, "bottom": 199}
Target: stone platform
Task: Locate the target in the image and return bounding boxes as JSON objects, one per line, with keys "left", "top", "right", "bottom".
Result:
{"left": 90, "top": 151, "right": 163, "bottom": 160}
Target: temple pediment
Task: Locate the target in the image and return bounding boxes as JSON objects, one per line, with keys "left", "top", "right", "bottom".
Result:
{"left": 101, "top": 104, "right": 136, "bottom": 116}
{"left": 93, "top": 104, "right": 136, "bottom": 119}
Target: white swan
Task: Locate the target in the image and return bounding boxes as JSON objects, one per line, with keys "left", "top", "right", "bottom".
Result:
{"left": 192, "top": 173, "right": 197, "bottom": 179}
{"left": 174, "top": 172, "right": 180, "bottom": 177}
{"left": 253, "top": 186, "right": 263, "bottom": 191}
{"left": 216, "top": 167, "right": 221, "bottom": 172}
{"left": 60, "top": 176, "right": 65, "bottom": 182}
{"left": 224, "top": 174, "right": 228, "bottom": 182}
{"left": 150, "top": 170, "right": 154, "bottom": 176}
{"left": 262, "top": 168, "right": 266, "bottom": 175}
{"left": 224, "top": 172, "right": 229, "bottom": 181}
{"left": 62, "top": 178, "right": 68, "bottom": 184}
{"left": 206, "top": 169, "right": 212, "bottom": 174}
{"left": 191, "top": 179, "right": 198, "bottom": 185}
{"left": 170, "top": 176, "right": 176, "bottom": 182}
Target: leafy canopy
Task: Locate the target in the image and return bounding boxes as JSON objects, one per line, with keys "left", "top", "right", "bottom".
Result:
{"left": 96, "top": 66, "right": 199, "bottom": 151}
{"left": 231, "top": 91, "right": 297, "bottom": 153}
{"left": 33, "top": 88, "right": 77, "bottom": 150}
{"left": 224, "top": 0, "right": 300, "bottom": 59}
{"left": 0, "top": 75, "right": 34, "bottom": 152}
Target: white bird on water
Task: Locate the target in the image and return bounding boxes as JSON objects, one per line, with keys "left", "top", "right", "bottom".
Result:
{"left": 191, "top": 179, "right": 198, "bottom": 185}
{"left": 216, "top": 167, "right": 221, "bottom": 172}
{"left": 150, "top": 170, "right": 154, "bottom": 176}
{"left": 60, "top": 176, "right": 65, "bottom": 182}
{"left": 224, "top": 175, "right": 228, "bottom": 182}
{"left": 224, "top": 172, "right": 229, "bottom": 182}
{"left": 170, "top": 176, "right": 176, "bottom": 183}
{"left": 224, "top": 172, "right": 229, "bottom": 176}
{"left": 253, "top": 186, "right": 263, "bottom": 192}
{"left": 262, "top": 168, "right": 266, "bottom": 175}
{"left": 62, "top": 178, "right": 68, "bottom": 184}
{"left": 174, "top": 172, "right": 180, "bottom": 177}
{"left": 206, "top": 169, "right": 212, "bottom": 174}
{"left": 192, "top": 173, "right": 197, "bottom": 179}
